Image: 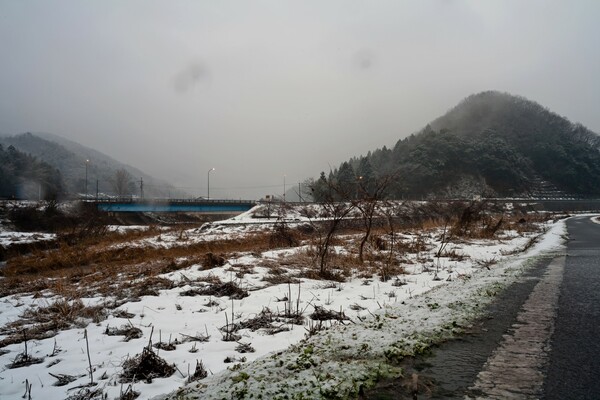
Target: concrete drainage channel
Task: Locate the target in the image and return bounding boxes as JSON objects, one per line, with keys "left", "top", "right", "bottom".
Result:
{"left": 360, "top": 255, "right": 561, "bottom": 399}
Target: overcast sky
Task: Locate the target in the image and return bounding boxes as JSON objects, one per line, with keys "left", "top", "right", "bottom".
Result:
{"left": 1, "top": 1, "right": 599, "bottom": 199}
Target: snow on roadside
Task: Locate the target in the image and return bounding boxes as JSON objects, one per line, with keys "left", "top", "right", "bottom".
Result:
{"left": 157, "top": 220, "right": 567, "bottom": 400}
{"left": 0, "top": 218, "right": 566, "bottom": 400}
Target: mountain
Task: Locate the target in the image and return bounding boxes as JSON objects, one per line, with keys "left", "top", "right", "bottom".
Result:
{"left": 0, "top": 132, "right": 187, "bottom": 198}
{"left": 0, "top": 143, "right": 64, "bottom": 199}
{"left": 320, "top": 91, "right": 600, "bottom": 199}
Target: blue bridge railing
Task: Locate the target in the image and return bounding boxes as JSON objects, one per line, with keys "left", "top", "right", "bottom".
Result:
{"left": 90, "top": 198, "right": 257, "bottom": 213}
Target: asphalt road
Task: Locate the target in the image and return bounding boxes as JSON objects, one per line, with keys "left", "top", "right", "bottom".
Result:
{"left": 361, "top": 215, "right": 600, "bottom": 399}
{"left": 543, "top": 215, "right": 600, "bottom": 399}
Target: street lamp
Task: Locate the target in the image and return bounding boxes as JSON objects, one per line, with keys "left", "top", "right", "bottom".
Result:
{"left": 356, "top": 175, "right": 363, "bottom": 199}
{"left": 85, "top": 159, "right": 90, "bottom": 198}
{"left": 207, "top": 168, "right": 215, "bottom": 200}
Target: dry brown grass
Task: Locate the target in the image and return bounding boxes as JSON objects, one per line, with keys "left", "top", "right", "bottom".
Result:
{"left": 505, "top": 213, "right": 553, "bottom": 234}
{"left": 0, "top": 298, "right": 108, "bottom": 348}
{"left": 0, "top": 231, "right": 275, "bottom": 298}
{"left": 0, "top": 230, "right": 277, "bottom": 348}
{"left": 439, "top": 248, "right": 469, "bottom": 261}
{"left": 391, "top": 234, "right": 430, "bottom": 254}
{"left": 257, "top": 224, "right": 418, "bottom": 282}
{"left": 0, "top": 206, "right": 537, "bottom": 350}
{"left": 418, "top": 217, "right": 450, "bottom": 231}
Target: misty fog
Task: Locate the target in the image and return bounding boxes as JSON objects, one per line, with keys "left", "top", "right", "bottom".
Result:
{"left": 1, "top": 1, "right": 599, "bottom": 199}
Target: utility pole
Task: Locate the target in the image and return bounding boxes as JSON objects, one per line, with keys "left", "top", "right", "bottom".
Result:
{"left": 139, "top": 177, "right": 144, "bottom": 199}
{"left": 85, "top": 159, "right": 89, "bottom": 198}
{"left": 96, "top": 180, "right": 99, "bottom": 201}
{"left": 298, "top": 182, "right": 303, "bottom": 202}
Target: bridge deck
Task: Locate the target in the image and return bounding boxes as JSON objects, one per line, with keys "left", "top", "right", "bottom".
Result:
{"left": 91, "top": 199, "right": 256, "bottom": 213}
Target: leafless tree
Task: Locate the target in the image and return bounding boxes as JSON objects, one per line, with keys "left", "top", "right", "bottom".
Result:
{"left": 112, "top": 168, "right": 132, "bottom": 197}
{"left": 306, "top": 178, "right": 355, "bottom": 276}
{"left": 380, "top": 199, "right": 404, "bottom": 279}
{"left": 298, "top": 178, "right": 315, "bottom": 202}
{"left": 353, "top": 174, "right": 396, "bottom": 263}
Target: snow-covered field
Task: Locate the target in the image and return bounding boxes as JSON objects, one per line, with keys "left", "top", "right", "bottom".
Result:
{"left": 0, "top": 206, "right": 567, "bottom": 400}
{"left": 0, "top": 203, "right": 57, "bottom": 248}
{"left": 0, "top": 231, "right": 55, "bottom": 248}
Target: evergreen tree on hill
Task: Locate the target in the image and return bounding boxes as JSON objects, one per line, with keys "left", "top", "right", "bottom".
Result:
{"left": 329, "top": 91, "right": 600, "bottom": 198}
{"left": 0, "top": 144, "right": 64, "bottom": 199}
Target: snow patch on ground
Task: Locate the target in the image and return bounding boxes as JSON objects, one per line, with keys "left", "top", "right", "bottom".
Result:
{"left": 156, "top": 220, "right": 567, "bottom": 399}
{"left": 0, "top": 216, "right": 567, "bottom": 400}
{"left": 0, "top": 231, "right": 55, "bottom": 248}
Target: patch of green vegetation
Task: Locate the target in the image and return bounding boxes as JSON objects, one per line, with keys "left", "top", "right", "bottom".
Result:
{"left": 231, "top": 371, "right": 250, "bottom": 384}
{"left": 287, "top": 344, "right": 318, "bottom": 371}
{"left": 383, "top": 341, "right": 412, "bottom": 363}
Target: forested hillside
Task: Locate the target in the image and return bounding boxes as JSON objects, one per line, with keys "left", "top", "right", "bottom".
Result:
{"left": 0, "top": 133, "right": 186, "bottom": 198}
{"left": 0, "top": 144, "right": 64, "bottom": 199}
{"left": 318, "top": 91, "right": 600, "bottom": 200}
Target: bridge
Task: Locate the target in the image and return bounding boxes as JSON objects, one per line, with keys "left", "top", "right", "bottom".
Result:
{"left": 91, "top": 198, "right": 257, "bottom": 213}
{"left": 87, "top": 197, "right": 600, "bottom": 214}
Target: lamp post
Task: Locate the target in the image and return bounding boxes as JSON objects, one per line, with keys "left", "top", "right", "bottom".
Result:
{"left": 207, "top": 168, "right": 215, "bottom": 200}
{"left": 85, "top": 159, "right": 90, "bottom": 198}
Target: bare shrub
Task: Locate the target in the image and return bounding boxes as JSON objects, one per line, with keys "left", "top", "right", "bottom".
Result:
{"left": 203, "top": 252, "right": 226, "bottom": 269}
{"left": 269, "top": 221, "right": 299, "bottom": 248}
{"left": 49, "top": 372, "right": 82, "bottom": 386}
{"left": 113, "top": 310, "right": 135, "bottom": 319}
{"left": 8, "top": 351, "right": 44, "bottom": 369}
{"left": 154, "top": 341, "right": 177, "bottom": 351}
{"left": 180, "top": 281, "right": 248, "bottom": 300}
{"left": 449, "top": 200, "right": 508, "bottom": 239}
{"left": 309, "top": 305, "right": 349, "bottom": 322}
{"left": 238, "top": 308, "right": 277, "bottom": 332}
{"left": 6, "top": 331, "right": 44, "bottom": 369}
{"left": 120, "top": 347, "right": 176, "bottom": 383}
{"left": 221, "top": 323, "right": 241, "bottom": 342}
{"left": 117, "top": 385, "right": 140, "bottom": 400}
{"left": 305, "top": 319, "right": 326, "bottom": 337}
{"left": 379, "top": 262, "right": 406, "bottom": 282}
{"left": 300, "top": 268, "right": 347, "bottom": 282}
{"left": 65, "top": 387, "right": 105, "bottom": 400}
{"left": 235, "top": 342, "right": 255, "bottom": 353}
{"left": 104, "top": 324, "right": 143, "bottom": 341}
{"left": 187, "top": 360, "right": 208, "bottom": 382}
{"left": 132, "top": 276, "right": 174, "bottom": 297}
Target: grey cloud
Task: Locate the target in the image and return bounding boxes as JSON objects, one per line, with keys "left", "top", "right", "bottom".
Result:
{"left": 353, "top": 48, "right": 376, "bottom": 70}
{"left": 0, "top": 1, "right": 599, "bottom": 199}
{"left": 172, "top": 63, "right": 208, "bottom": 93}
